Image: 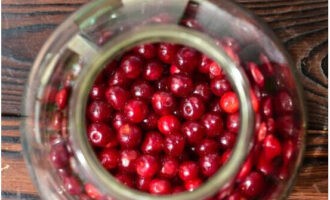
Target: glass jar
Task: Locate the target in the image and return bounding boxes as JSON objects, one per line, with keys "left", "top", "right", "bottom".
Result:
{"left": 21, "top": 0, "right": 306, "bottom": 199}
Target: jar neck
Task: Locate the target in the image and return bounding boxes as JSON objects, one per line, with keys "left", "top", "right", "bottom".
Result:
{"left": 68, "top": 25, "right": 255, "bottom": 200}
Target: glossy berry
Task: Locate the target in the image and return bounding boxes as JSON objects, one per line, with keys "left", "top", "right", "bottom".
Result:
{"left": 160, "top": 157, "right": 179, "bottom": 178}
{"left": 175, "top": 47, "right": 201, "bottom": 73}
{"left": 158, "top": 43, "right": 179, "bottom": 64}
{"left": 199, "top": 154, "right": 220, "bottom": 177}
{"left": 136, "top": 155, "right": 159, "bottom": 178}
{"left": 273, "top": 90, "right": 294, "bottom": 115}
{"left": 87, "top": 123, "right": 115, "bottom": 148}
{"left": 141, "top": 112, "right": 159, "bottom": 130}
{"left": 164, "top": 134, "right": 185, "bottom": 157}
{"left": 195, "top": 138, "right": 219, "bottom": 156}
{"left": 134, "top": 43, "right": 156, "bottom": 59}
{"left": 119, "top": 149, "right": 139, "bottom": 173}
{"left": 180, "top": 95, "right": 205, "bottom": 120}
{"left": 89, "top": 84, "right": 105, "bottom": 101}
{"left": 115, "top": 173, "right": 134, "bottom": 187}
{"left": 117, "top": 123, "right": 142, "bottom": 148}
{"left": 239, "top": 172, "right": 265, "bottom": 198}
{"left": 226, "top": 112, "right": 240, "bottom": 133}
{"left": 209, "top": 62, "right": 223, "bottom": 78}
{"left": 201, "top": 113, "right": 224, "bottom": 137}
{"left": 182, "top": 121, "right": 205, "bottom": 145}
{"left": 219, "top": 131, "right": 237, "bottom": 149}
{"left": 64, "top": 176, "right": 83, "bottom": 195}
{"left": 105, "top": 86, "right": 129, "bottom": 110}
{"left": 178, "top": 161, "right": 200, "bottom": 181}
{"left": 136, "top": 177, "right": 152, "bottom": 192}
{"left": 184, "top": 179, "right": 202, "bottom": 191}
{"left": 210, "top": 77, "right": 231, "bottom": 97}
{"left": 85, "top": 183, "right": 103, "bottom": 200}
{"left": 120, "top": 54, "right": 143, "bottom": 79}
{"left": 124, "top": 99, "right": 148, "bottom": 123}
{"left": 199, "top": 55, "right": 212, "bottom": 74}
{"left": 169, "top": 74, "right": 193, "bottom": 97}
{"left": 144, "top": 60, "right": 164, "bottom": 81}
{"left": 157, "top": 115, "right": 181, "bottom": 135}
{"left": 149, "top": 179, "right": 172, "bottom": 194}
{"left": 261, "top": 96, "right": 273, "bottom": 118}
{"left": 98, "top": 148, "right": 119, "bottom": 170}
{"left": 49, "top": 143, "right": 70, "bottom": 168}
{"left": 141, "top": 131, "right": 164, "bottom": 155}
{"left": 247, "top": 62, "right": 264, "bottom": 87}
{"left": 236, "top": 156, "right": 253, "bottom": 182}
{"left": 275, "top": 115, "right": 295, "bottom": 137}
{"left": 262, "top": 134, "right": 282, "bottom": 160}
{"left": 192, "top": 82, "right": 212, "bottom": 101}
{"left": 112, "top": 112, "right": 128, "bottom": 131}
{"left": 219, "top": 91, "right": 239, "bottom": 114}
{"left": 108, "top": 69, "right": 130, "bottom": 87}
{"left": 151, "top": 92, "right": 176, "bottom": 115}
{"left": 87, "top": 101, "right": 112, "bottom": 122}
{"left": 131, "top": 81, "right": 154, "bottom": 100}
{"left": 55, "top": 87, "right": 69, "bottom": 110}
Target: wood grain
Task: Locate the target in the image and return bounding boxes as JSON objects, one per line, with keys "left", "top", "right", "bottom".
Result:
{"left": 1, "top": 0, "right": 328, "bottom": 199}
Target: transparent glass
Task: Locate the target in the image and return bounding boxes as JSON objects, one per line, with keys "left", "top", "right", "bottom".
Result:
{"left": 21, "top": 0, "right": 306, "bottom": 200}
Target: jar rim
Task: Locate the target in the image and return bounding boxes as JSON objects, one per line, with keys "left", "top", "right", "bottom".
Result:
{"left": 69, "top": 24, "right": 254, "bottom": 200}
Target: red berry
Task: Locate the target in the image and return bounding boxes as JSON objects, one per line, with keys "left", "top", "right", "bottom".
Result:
{"left": 117, "top": 123, "right": 142, "bottom": 148}
{"left": 180, "top": 95, "right": 205, "bottom": 120}
{"left": 151, "top": 91, "right": 176, "bottom": 115}
{"left": 141, "top": 131, "right": 164, "bottom": 155}
{"left": 262, "top": 134, "right": 282, "bottom": 160}
{"left": 239, "top": 172, "right": 265, "bottom": 198}
{"left": 105, "top": 86, "right": 129, "bottom": 110}
{"left": 141, "top": 112, "right": 159, "bottom": 130}
{"left": 273, "top": 90, "right": 294, "bottom": 116}
{"left": 115, "top": 173, "right": 135, "bottom": 187}
{"left": 219, "top": 91, "right": 239, "bottom": 114}
{"left": 201, "top": 112, "right": 224, "bottom": 137}
{"left": 182, "top": 121, "right": 205, "bottom": 145}
{"left": 131, "top": 80, "right": 154, "bottom": 100}
{"left": 184, "top": 178, "right": 202, "bottom": 191}
{"left": 178, "top": 161, "right": 200, "bottom": 181}
{"left": 85, "top": 183, "right": 103, "bottom": 200}
{"left": 112, "top": 112, "right": 128, "bottom": 131}
{"left": 87, "top": 123, "right": 115, "bottom": 148}
{"left": 198, "top": 55, "right": 212, "bottom": 74}
{"left": 55, "top": 87, "right": 69, "bottom": 110}
{"left": 89, "top": 84, "right": 106, "bottom": 101}
{"left": 219, "top": 131, "right": 237, "bottom": 150}
{"left": 209, "top": 62, "right": 223, "bottom": 78}
{"left": 169, "top": 74, "right": 193, "bottom": 97}
{"left": 199, "top": 154, "right": 220, "bottom": 177}
{"left": 195, "top": 138, "right": 220, "bottom": 156}
{"left": 164, "top": 134, "right": 185, "bottom": 157}
{"left": 136, "top": 155, "right": 159, "bottom": 178}
{"left": 210, "top": 77, "right": 231, "bottom": 97}
{"left": 119, "top": 149, "right": 139, "bottom": 173}
{"left": 64, "top": 176, "right": 83, "bottom": 195}
{"left": 87, "top": 101, "right": 112, "bottom": 122}
{"left": 98, "top": 148, "right": 119, "bottom": 170}
{"left": 144, "top": 60, "right": 164, "bottom": 81}
{"left": 149, "top": 179, "right": 172, "bottom": 194}
{"left": 120, "top": 54, "right": 143, "bottom": 79}
{"left": 136, "top": 177, "right": 152, "bottom": 192}
{"left": 158, "top": 43, "right": 179, "bottom": 64}
{"left": 108, "top": 69, "right": 131, "bottom": 87}
{"left": 175, "top": 47, "right": 201, "bottom": 73}
{"left": 157, "top": 115, "right": 181, "bottom": 135}
{"left": 160, "top": 157, "right": 179, "bottom": 178}
{"left": 193, "top": 82, "right": 212, "bottom": 101}
{"left": 49, "top": 143, "right": 70, "bottom": 168}
{"left": 134, "top": 43, "right": 156, "bottom": 59}
{"left": 226, "top": 112, "right": 240, "bottom": 133}
{"left": 124, "top": 99, "right": 148, "bottom": 123}
{"left": 247, "top": 62, "right": 264, "bottom": 87}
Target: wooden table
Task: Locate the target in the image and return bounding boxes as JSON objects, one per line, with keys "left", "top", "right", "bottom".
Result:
{"left": 2, "top": 0, "right": 328, "bottom": 199}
